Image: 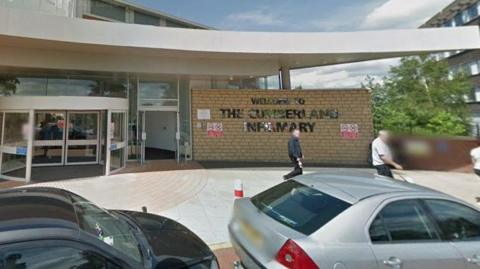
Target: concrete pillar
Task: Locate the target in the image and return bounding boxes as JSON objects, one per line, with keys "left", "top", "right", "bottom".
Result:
{"left": 25, "top": 109, "right": 34, "bottom": 183}
{"left": 281, "top": 67, "right": 291, "bottom": 90}
{"left": 105, "top": 110, "right": 111, "bottom": 176}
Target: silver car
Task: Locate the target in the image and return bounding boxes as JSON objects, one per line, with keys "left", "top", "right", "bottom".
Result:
{"left": 229, "top": 171, "right": 480, "bottom": 269}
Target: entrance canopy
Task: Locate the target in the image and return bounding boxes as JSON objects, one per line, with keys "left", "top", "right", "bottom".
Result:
{"left": 0, "top": 7, "right": 480, "bottom": 76}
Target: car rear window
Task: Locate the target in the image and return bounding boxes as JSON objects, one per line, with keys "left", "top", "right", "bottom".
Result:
{"left": 251, "top": 180, "right": 351, "bottom": 235}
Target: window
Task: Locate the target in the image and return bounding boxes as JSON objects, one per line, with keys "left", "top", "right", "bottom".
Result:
{"left": 134, "top": 11, "right": 159, "bottom": 26}
{"left": 3, "top": 246, "right": 121, "bottom": 269}
{"left": 468, "top": 4, "right": 478, "bottom": 19}
{"left": 70, "top": 194, "right": 143, "bottom": 263}
{"left": 0, "top": 72, "right": 128, "bottom": 98}
{"left": 470, "top": 62, "right": 479, "bottom": 76}
{"left": 462, "top": 9, "right": 471, "bottom": 23}
{"left": 475, "top": 87, "right": 480, "bottom": 102}
{"left": 454, "top": 13, "right": 464, "bottom": 26}
{"left": 251, "top": 180, "right": 351, "bottom": 235}
{"left": 165, "top": 20, "right": 190, "bottom": 29}
{"left": 91, "top": 0, "right": 126, "bottom": 22}
{"left": 369, "top": 200, "right": 439, "bottom": 243}
{"left": 424, "top": 199, "right": 480, "bottom": 241}
{"left": 138, "top": 81, "right": 178, "bottom": 109}
{"left": 369, "top": 214, "right": 389, "bottom": 242}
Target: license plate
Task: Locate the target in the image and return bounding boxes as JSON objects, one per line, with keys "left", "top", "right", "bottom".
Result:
{"left": 239, "top": 220, "right": 263, "bottom": 247}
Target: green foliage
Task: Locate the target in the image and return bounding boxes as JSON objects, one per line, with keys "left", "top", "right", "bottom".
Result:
{"left": 0, "top": 76, "right": 19, "bottom": 96}
{"left": 363, "top": 55, "right": 472, "bottom": 136}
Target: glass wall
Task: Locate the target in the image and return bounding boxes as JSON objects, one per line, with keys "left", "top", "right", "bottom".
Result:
{"left": 90, "top": 0, "right": 126, "bottom": 22}
{"left": 33, "top": 112, "right": 65, "bottom": 166}
{"left": 66, "top": 112, "right": 99, "bottom": 164}
{"left": 0, "top": 71, "right": 128, "bottom": 98}
{"left": 128, "top": 79, "right": 139, "bottom": 160}
{"left": 134, "top": 11, "right": 159, "bottom": 26}
{"left": 138, "top": 81, "right": 178, "bottom": 110}
{"left": 209, "top": 75, "right": 281, "bottom": 90}
{"left": 1, "top": 112, "right": 30, "bottom": 180}
{"left": 110, "top": 111, "right": 126, "bottom": 172}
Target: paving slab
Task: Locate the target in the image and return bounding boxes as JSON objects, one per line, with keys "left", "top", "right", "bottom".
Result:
{"left": 26, "top": 167, "right": 480, "bottom": 247}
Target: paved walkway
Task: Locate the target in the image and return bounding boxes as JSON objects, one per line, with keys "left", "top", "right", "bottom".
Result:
{"left": 396, "top": 170, "right": 480, "bottom": 206}
{"left": 28, "top": 167, "right": 480, "bottom": 246}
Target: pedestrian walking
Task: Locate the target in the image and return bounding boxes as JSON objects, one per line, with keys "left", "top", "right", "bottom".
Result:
{"left": 470, "top": 145, "right": 480, "bottom": 176}
{"left": 371, "top": 130, "right": 403, "bottom": 178}
{"left": 284, "top": 129, "right": 303, "bottom": 180}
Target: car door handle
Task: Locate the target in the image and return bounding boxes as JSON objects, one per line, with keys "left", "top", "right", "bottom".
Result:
{"left": 467, "top": 254, "right": 480, "bottom": 265}
{"left": 383, "top": 257, "right": 402, "bottom": 269}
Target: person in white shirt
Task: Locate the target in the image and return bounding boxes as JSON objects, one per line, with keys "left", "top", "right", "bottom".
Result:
{"left": 371, "top": 130, "right": 403, "bottom": 178}
{"left": 470, "top": 146, "right": 480, "bottom": 176}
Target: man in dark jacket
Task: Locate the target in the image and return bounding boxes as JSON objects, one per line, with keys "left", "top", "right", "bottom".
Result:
{"left": 284, "top": 129, "right": 303, "bottom": 180}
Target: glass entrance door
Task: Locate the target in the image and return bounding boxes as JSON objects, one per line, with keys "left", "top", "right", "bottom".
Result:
{"left": 33, "top": 111, "right": 65, "bottom": 166}
{"left": 0, "top": 111, "right": 31, "bottom": 181}
{"left": 109, "top": 111, "right": 127, "bottom": 173}
{"left": 66, "top": 111, "right": 100, "bottom": 165}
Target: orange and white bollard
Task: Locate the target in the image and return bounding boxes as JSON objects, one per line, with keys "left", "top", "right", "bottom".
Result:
{"left": 234, "top": 179, "right": 244, "bottom": 199}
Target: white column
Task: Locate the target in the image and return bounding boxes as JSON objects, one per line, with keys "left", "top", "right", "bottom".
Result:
{"left": 25, "top": 109, "right": 34, "bottom": 182}
{"left": 176, "top": 79, "right": 180, "bottom": 163}
{"left": 105, "top": 110, "right": 112, "bottom": 176}
{"left": 281, "top": 66, "right": 291, "bottom": 90}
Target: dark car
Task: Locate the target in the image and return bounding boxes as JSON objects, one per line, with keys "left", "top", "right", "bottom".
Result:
{"left": 0, "top": 187, "right": 218, "bottom": 269}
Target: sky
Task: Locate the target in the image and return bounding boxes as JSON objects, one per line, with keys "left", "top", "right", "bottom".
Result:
{"left": 129, "top": 0, "right": 454, "bottom": 88}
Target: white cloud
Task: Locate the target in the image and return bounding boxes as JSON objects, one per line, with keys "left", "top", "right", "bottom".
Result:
{"left": 291, "top": 58, "right": 399, "bottom": 89}
{"left": 226, "top": 9, "right": 284, "bottom": 26}
{"left": 362, "top": 0, "right": 454, "bottom": 29}
{"left": 292, "top": 0, "right": 454, "bottom": 89}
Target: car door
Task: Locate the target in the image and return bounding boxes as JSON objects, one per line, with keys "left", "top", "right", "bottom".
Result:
{"left": 0, "top": 240, "right": 129, "bottom": 269}
{"left": 422, "top": 199, "right": 480, "bottom": 269}
{"left": 369, "top": 199, "right": 466, "bottom": 269}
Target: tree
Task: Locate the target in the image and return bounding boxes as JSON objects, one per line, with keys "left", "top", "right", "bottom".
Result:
{"left": 0, "top": 76, "right": 19, "bottom": 96}
{"left": 363, "top": 55, "right": 472, "bottom": 136}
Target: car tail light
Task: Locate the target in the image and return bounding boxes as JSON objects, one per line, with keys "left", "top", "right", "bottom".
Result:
{"left": 276, "top": 239, "right": 319, "bottom": 269}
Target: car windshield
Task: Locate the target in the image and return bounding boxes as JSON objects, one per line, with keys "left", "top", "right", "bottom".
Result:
{"left": 251, "top": 180, "right": 351, "bottom": 235}
{"left": 70, "top": 194, "right": 143, "bottom": 264}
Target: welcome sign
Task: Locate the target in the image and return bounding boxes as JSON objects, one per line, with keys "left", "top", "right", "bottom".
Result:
{"left": 219, "top": 97, "right": 339, "bottom": 133}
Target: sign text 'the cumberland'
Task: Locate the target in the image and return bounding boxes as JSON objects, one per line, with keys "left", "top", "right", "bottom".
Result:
{"left": 220, "top": 97, "right": 339, "bottom": 133}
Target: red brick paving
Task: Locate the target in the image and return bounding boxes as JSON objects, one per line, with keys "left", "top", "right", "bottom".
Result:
{"left": 214, "top": 247, "right": 239, "bottom": 269}
{"left": 0, "top": 181, "right": 25, "bottom": 189}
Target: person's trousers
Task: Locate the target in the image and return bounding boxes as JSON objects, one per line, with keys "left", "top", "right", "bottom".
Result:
{"left": 475, "top": 169, "right": 480, "bottom": 177}
{"left": 375, "top": 164, "right": 394, "bottom": 178}
{"left": 284, "top": 157, "right": 303, "bottom": 179}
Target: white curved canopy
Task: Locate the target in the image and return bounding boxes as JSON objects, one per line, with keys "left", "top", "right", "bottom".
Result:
{"left": 0, "top": 6, "right": 480, "bottom": 75}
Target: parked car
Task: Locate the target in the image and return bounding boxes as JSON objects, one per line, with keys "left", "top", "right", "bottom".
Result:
{"left": 0, "top": 187, "right": 218, "bottom": 269}
{"left": 229, "top": 171, "right": 480, "bottom": 269}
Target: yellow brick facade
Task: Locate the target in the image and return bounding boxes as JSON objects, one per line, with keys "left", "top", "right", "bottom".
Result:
{"left": 191, "top": 89, "right": 374, "bottom": 165}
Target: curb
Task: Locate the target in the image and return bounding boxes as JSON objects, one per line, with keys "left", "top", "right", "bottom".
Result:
{"left": 209, "top": 242, "right": 232, "bottom": 251}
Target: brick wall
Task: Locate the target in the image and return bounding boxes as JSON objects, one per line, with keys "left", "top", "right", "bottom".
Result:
{"left": 191, "top": 89, "right": 374, "bottom": 166}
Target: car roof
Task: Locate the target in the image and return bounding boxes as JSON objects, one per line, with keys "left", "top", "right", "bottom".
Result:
{"left": 295, "top": 170, "right": 439, "bottom": 204}
{"left": 0, "top": 187, "right": 79, "bottom": 231}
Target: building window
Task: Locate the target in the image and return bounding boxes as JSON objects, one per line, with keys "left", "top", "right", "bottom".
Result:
{"left": 0, "top": 71, "right": 128, "bottom": 98}
{"left": 134, "top": 11, "right": 159, "bottom": 26}
{"left": 454, "top": 13, "right": 464, "bottom": 26}
{"left": 468, "top": 3, "right": 479, "bottom": 19}
{"left": 470, "top": 62, "right": 479, "bottom": 76}
{"left": 462, "top": 9, "right": 471, "bottom": 23}
{"left": 475, "top": 87, "right": 480, "bottom": 102}
{"left": 165, "top": 20, "right": 190, "bottom": 29}
{"left": 90, "top": 0, "right": 126, "bottom": 22}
